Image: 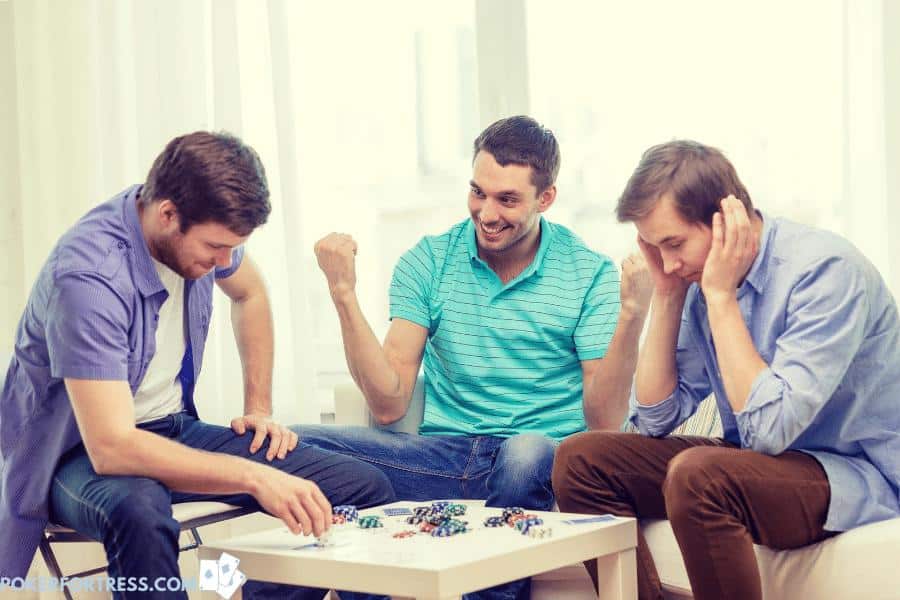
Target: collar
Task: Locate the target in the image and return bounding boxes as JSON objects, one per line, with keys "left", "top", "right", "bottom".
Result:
{"left": 738, "top": 210, "right": 774, "bottom": 298}
{"left": 465, "top": 216, "right": 554, "bottom": 279}
{"left": 122, "top": 184, "right": 167, "bottom": 298}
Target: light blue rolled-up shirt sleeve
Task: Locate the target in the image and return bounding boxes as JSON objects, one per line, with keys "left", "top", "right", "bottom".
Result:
{"left": 214, "top": 245, "right": 245, "bottom": 279}
{"left": 629, "top": 295, "right": 713, "bottom": 436}
{"left": 735, "top": 257, "right": 869, "bottom": 455}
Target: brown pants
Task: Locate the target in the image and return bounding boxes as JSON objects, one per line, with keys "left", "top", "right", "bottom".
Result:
{"left": 551, "top": 432, "right": 834, "bottom": 600}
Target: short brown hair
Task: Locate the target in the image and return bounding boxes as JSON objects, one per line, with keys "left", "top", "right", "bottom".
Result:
{"left": 473, "top": 116, "right": 560, "bottom": 193}
{"left": 142, "top": 131, "right": 271, "bottom": 236}
{"left": 616, "top": 140, "right": 752, "bottom": 225}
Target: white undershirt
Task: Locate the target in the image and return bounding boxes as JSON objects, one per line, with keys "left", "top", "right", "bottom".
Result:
{"left": 133, "top": 258, "right": 186, "bottom": 423}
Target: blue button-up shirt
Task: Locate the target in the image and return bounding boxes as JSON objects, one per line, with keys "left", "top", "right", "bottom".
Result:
{"left": 631, "top": 213, "right": 900, "bottom": 532}
{"left": 0, "top": 185, "right": 243, "bottom": 577}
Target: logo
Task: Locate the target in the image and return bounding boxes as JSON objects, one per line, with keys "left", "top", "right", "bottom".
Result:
{"left": 198, "top": 552, "right": 246, "bottom": 599}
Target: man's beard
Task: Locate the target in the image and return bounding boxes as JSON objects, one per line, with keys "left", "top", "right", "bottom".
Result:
{"left": 151, "top": 232, "right": 194, "bottom": 279}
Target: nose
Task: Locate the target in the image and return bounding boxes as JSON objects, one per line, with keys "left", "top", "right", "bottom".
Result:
{"left": 215, "top": 248, "right": 232, "bottom": 269}
{"left": 478, "top": 199, "right": 499, "bottom": 224}
{"left": 662, "top": 254, "right": 681, "bottom": 276}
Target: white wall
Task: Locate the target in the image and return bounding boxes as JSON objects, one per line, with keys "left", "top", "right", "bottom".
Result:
{"left": 0, "top": 0, "right": 24, "bottom": 346}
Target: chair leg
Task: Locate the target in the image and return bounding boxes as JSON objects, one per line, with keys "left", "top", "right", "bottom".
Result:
{"left": 180, "top": 527, "right": 202, "bottom": 552}
{"left": 38, "top": 536, "right": 75, "bottom": 600}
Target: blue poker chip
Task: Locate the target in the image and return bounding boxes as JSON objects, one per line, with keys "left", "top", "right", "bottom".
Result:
{"left": 333, "top": 505, "right": 359, "bottom": 521}
{"left": 484, "top": 516, "right": 506, "bottom": 527}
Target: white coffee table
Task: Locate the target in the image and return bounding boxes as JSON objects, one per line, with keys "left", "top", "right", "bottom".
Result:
{"left": 198, "top": 500, "right": 636, "bottom": 600}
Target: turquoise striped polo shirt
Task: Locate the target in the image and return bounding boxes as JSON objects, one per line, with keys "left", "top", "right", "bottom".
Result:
{"left": 389, "top": 217, "right": 620, "bottom": 441}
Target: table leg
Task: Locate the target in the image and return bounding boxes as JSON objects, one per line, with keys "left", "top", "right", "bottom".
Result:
{"left": 595, "top": 548, "right": 637, "bottom": 600}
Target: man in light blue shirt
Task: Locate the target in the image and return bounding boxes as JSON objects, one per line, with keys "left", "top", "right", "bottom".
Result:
{"left": 552, "top": 140, "right": 900, "bottom": 600}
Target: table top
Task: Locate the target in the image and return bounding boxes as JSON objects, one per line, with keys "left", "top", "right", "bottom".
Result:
{"left": 198, "top": 500, "right": 636, "bottom": 598}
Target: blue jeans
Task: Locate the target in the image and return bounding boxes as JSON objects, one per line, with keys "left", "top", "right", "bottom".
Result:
{"left": 294, "top": 425, "right": 558, "bottom": 600}
{"left": 49, "top": 413, "right": 395, "bottom": 600}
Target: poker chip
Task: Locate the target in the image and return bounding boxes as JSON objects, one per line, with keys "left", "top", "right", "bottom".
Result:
{"left": 419, "top": 522, "right": 436, "bottom": 533}
{"left": 406, "top": 515, "right": 425, "bottom": 525}
{"left": 392, "top": 530, "right": 417, "bottom": 539}
{"left": 331, "top": 514, "right": 347, "bottom": 525}
{"left": 427, "top": 514, "right": 448, "bottom": 526}
{"left": 444, "top": 503, "right": 466, "bottom": 516}
{"left": 357, "top": 515, "right": 383, "bottom": 529}
{"left": 483, "top": 516, "right": 506, "bottom": 527}
{"left": 514, "top": 517, "right": 544, "bottom": 532}
{"left": 430, "top": 527, "right": 458, "bottom": 537}
{"left": 333, "top": 505, "right": 359, "bottom": 522}
{"left": 502, "top": 507, "right": 524, "bottom": 523}
{"left": 413, "top": 506, "right": 432, "bottom": 517}
{"left": 507, "top": 514, "right": 527, "bottom": 527}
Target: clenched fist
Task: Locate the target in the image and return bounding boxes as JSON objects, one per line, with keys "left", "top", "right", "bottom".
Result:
{"left": 620, "top": 252, "right": 653, "bottom": 320}
{"left": 314, "top": 233, "right": 358, "bottom": 301}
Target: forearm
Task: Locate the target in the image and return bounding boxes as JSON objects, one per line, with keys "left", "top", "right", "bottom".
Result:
{"left": 706, "top": 296, "right": 767, "bottom": 412}
{"left": 584, "top": 310, "right": 647, "bottom": 429}
{"left": 95, "top": 428, "right": 268, "bottom": 495}
{"left": 635, "top": 291, "right": 686, "bottom": 405}
{"left": 332, "top": 292, "right": 408, "bottom": 419}
{"left": 232, "top": 293, "right": 274, "bottom": 415}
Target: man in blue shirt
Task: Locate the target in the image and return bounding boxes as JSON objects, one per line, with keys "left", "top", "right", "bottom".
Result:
{"left": 0, "top": 131, "right": 394, "bottom": 599}
{"left": 301, "top": 116, "right": 653, "bottom": 600}
{"left": 552, "top": 140, "right": 900, "bottom": 600}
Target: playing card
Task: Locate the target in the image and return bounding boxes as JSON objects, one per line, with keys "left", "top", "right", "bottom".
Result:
{"left": 217, "top": 569, "right": 247, "bottom": 599}
{"left": 561, "top": 515, "right": 617, "bottom": 525}
{"left": 217, "top": 552, "right": 240, "bottom": 587}
{"left": 198, "top": 559, "right": 218, "bottom": 591}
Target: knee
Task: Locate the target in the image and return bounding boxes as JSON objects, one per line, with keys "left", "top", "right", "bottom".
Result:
{"left": 354, "top": 465, "right": 396, "bottom": 508}
{"left": 663, "top": 447, "right": 729, "bottom": 521}
{"left": 551, "top": 431, "right": 618, "bottom": 510}
{"left": 105, "top": 482, "right": 178, "bottom": 540}
{"left": 497, "top": 433, "right": 557, "bottom": 481}
{"left": 327, "top": 456, "right": 396, "bottom": 508}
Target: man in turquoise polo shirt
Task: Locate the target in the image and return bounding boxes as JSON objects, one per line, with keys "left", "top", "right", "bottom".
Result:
{"left": 297, "top": 116, "right": 651, "bottom": 599}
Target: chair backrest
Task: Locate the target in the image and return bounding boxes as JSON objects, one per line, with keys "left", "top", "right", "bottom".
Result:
{"left": 368, "top": 376, "right": 426, "bottom": 434}
{"left": 621, "top": 394, "right": 723, "bottom": 437}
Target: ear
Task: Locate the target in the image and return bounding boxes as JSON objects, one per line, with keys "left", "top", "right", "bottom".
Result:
{"left": 537, "top": 185, "right": 556, "bottom": 213}
{"left": 156, "top": 199, "right": 181, "bottom": 231}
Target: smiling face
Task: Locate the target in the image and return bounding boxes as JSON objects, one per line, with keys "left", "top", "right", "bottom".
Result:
{"left": 467, "top": 151, "right": 555, "bottom": 260}
{"left": 144, "top": 199, "right": 248, "bottom": 279}
{"left": 634, "top": 193, "right": 713, "bottom": 283}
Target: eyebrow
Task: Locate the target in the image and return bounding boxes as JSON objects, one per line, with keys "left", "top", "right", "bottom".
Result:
{"left": 658, "top": 236, "right": 682, "bottom": 245}
{"left": 469, "top": 181, "right": 521, "bottom": 197}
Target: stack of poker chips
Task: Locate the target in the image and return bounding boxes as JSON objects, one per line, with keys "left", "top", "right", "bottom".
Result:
{"left": 431, "top": 518, "right": 468, "bottom": 537}
{"left": 357, "top": 515, "right": 383, "bottom": 529}
{"left": 404, "top": 503, "right": 470, "bottom": 537}
{"left": 333, "top": 505, "right": 359, "bottom": 524}
{"left": 483, "top": 515, "right": 506, "bottom": 527}
{"left": 489, "top": 507, "right": 553, "bottom": 538}
{"left": 443, "top": 503, "right": 467, "bottom": 516}
{"left": 502, "top": 507, "right": 524, "bottom": 522}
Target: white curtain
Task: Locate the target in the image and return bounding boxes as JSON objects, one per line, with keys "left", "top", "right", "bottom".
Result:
{"left": 3, "top": 0, "right": 897, "bottom": 429}
{"left": 7, "top": 0, "right": 317, "bottom": 425}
